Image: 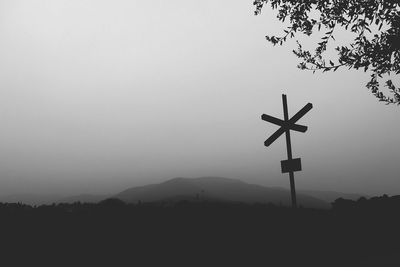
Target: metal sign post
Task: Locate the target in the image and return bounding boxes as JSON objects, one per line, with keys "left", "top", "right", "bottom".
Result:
{"left": 262, "top": 94, "right": 313, "bottom": 208}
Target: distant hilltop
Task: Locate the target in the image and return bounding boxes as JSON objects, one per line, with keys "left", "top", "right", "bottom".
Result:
{"left": 114, "top": 176, "right": 330, "bottom": 209}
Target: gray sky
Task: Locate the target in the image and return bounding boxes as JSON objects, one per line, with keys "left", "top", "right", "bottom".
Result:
{"left": 0, "top": 0, "right": 398, "bottom": 196}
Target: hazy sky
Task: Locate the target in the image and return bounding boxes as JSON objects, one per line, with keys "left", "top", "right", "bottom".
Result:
{"left": 0, "top": 0, "right": 399, "bottom": 196}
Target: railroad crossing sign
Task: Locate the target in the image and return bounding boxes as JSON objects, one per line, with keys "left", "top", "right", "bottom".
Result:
{"left": 262, "top": 94, "right": 313, "bottom": 208}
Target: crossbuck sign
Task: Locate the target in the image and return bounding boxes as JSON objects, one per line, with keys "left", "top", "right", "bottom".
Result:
{"left": 262, "top": 94, "right": 313, "bottom": 208}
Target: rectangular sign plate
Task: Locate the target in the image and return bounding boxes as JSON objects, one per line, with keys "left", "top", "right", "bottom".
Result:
{"left": 281, "top": 158, "right": 302, "bottom": 173}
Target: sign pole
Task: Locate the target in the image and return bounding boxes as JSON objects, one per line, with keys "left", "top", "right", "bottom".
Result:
{"left": 261, "top": 94, "right": 312, "bottom": 209}
{"left": 282, "top": 94, "right": 297, "bottom": 208}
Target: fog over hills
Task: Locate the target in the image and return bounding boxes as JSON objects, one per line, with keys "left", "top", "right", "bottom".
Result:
{"left": 114, "top": 177, "right": 330, "bottom": 209}
{"left": 58, "top": 194, "right": 110, "bottom": 204}
{"left": 0, "top": 193, "right": 110, "bottom": 206}
{"left": 0, "top": 177, "right": 369, "bottom": 208}
{"left": 298, "top": 189, "right": 367, "bottom": 203}
{"left": 0, "top": 193, "right": 63, "bottom": 206}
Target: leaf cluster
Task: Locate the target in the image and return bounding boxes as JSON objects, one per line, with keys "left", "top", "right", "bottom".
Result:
{"left": 254, "top": 0, "right": 400, "bottom": 104}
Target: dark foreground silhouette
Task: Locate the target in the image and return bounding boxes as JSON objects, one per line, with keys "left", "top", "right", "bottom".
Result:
{"left": 0, "top": 195, "right": 399, "bottom": 267}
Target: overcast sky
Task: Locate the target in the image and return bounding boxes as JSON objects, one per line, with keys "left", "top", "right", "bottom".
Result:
{"left": 0, "top": 0, "right": 398, "bottom": 196}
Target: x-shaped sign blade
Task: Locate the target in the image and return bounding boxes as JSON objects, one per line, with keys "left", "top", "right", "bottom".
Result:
{"left": 261, "top": 114, "right": 308, "bottom": 133}
{"left": 263, "top": 103, "right": 313, "bottom": 147}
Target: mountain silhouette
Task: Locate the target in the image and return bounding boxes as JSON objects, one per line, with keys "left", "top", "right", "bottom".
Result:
{"left": 0, "top": 178, "right": 365, "bottom": 207}
{"left": 114, "top": 176, "right": 330, "bottom": 208}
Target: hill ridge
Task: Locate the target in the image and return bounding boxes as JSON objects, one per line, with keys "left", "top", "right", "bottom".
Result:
{"left": 114, "top": 176, "right": 330, "bottom": 209}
